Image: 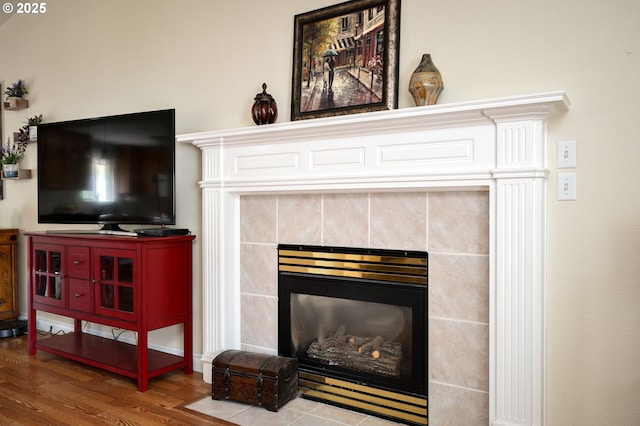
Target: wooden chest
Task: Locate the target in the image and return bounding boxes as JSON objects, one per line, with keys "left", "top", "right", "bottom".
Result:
{"left": 212, "top": 350, "right": 298, "bottom": 411}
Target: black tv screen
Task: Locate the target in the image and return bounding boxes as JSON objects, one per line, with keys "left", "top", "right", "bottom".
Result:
{"left": 37, "top": 109, "right": 176, "bottom": 230}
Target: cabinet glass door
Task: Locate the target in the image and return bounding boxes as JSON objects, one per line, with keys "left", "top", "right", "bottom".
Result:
{"left": 33, "top": 244, "right": 66, "bottom": 307}
{"left": 95, "top": 250, "right": 135, "bottom": 319}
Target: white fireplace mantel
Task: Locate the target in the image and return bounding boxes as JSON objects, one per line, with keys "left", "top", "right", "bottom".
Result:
{"left": 178, "top": 91, "right": 570, "bottom": 426}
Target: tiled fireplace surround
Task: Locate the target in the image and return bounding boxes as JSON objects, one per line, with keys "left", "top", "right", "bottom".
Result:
{"left": 179, "top": 92, "right": 570, "bottom": 426}
{"left": 242, "top": 190, "right": 487, "bottom": 425}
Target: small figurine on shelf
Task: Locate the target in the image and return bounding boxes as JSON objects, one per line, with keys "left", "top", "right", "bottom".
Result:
{"left": 251, "top": 83, "right": 278, "bottom": 125}
{"left": 1, "top": 137, "right": 28, "bottom": 178}
{"left": 4, "top": 80, "right": 29, "bottom": 109}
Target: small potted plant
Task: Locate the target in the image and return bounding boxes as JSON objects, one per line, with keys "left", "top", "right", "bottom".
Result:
{"left": 26, "top": 114, "right": 43, "bottom": 141}
{"left": 4, "top": 79, "right": 29, "bottom": 109}
{"left": 1, "top": 137, "right": 29, "bottom": 178}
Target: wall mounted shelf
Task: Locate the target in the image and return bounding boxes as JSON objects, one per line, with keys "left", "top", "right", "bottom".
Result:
{"left": 3, "top": 99, "right": 29, "bottom": 110}
{"left": 1, "top": 169, "right": 32, "bottom": 180}
{"left": 11, "top": 132, "right": 36, "bottom": 143}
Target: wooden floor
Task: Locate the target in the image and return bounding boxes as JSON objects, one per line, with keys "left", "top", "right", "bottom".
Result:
{"left": 0, "top": 332, "right": 235, "bottom": 426}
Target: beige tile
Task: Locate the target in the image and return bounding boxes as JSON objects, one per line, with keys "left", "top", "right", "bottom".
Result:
{"left": 283, "top": 396, "right": 323, "bottom": 413}
{"left": 360, "top": 415, "right": 405, "bottom": 425}
{"left": 323, "top": 193, "right": 369, "bottom": 247}
{"left": 428, "top": 382, "right": 489, "bottom": 426}
{"left": 370, "top": 192, "right": 427, "bottom": 250}
{"left": 229, "top": 404, "right": 306, "bottom": 426}
{"left": 291, "top": 415, "right": 348, "bottom": 426}
{"left": 240, "top": 293, "right": 278, "bottom": 350}
{"left": 429, "top": 253, "right": 490, "bottom": 323}
{"left": 241, "top": 195, "right": 277, "bottom": 243}
{"left": 185, "top": 397, "right": 251, "bottom": 420}
{"left": 309, "top": 402, "right": 369, "bottom": 425}
{"left": 278, "top": 194, "right": 322, "bottom": 244}
{"left": 240, "top": 243, "right": 277, "bottom": 297}
{"left": 239, "top": 343, "right": 276, "bottom": 355}
{"left": 429, "top": 318, "right": 489, "bottom": 391}
{"left": 429, "top": 191, "right": 489, "bottom": 254}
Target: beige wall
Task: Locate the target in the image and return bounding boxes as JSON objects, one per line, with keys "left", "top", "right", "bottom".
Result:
{"left": 0, "top": 0, "right": 638, "bottom": 424}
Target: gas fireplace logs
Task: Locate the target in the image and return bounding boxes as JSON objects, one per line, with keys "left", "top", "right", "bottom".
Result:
{"left": 306, "top": 325, "right": 402, "bottom": 377}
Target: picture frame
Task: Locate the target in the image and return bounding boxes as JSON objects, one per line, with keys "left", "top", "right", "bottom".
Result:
{"left": 291, "top": 0, "right": 400, "bottom": 121}
{"left": 0, "top": 84, "right": 3, "bottom": 200}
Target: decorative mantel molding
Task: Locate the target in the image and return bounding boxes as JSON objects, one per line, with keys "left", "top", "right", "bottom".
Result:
{"left": 178, "top": 91, "right": 570, "bottom": 426}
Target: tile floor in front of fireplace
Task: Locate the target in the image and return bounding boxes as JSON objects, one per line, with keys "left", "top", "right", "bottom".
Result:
{"left": 186, "top": 394, "right": 406, "bottom": 425}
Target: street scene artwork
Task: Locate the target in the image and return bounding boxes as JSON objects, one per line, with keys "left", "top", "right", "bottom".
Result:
{"left": 0, "top": 84, "right": 3, "bottom": 200}
{"left": 291, "top": 0, "right": 400, "bottom": 121}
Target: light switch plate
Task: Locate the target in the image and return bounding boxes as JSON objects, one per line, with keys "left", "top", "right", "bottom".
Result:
{"left": 558, "top": 140, "right": 577, "bottom": 168}
{"left": 558, "top": 172, "right": 576, "bottom": 201}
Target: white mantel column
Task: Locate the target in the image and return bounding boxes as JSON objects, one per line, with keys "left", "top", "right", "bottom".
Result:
{"left": 197, "top": 148, "right": 242, "bottom": 383}
{"left": 490, "top": 115, "right": 550, "bottom": 426}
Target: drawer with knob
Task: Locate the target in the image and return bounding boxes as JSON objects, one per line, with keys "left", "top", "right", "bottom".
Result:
{"left": 67, "top": 246, "right": 90, "bottom": 279}
{"left": 68, "top": 279, "right": 92, "bottom": 312}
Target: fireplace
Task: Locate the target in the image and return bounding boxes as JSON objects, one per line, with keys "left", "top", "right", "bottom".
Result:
{"left": 278, "top": 244, "right": 428, "bottom": 424}
{"left": 179, "top": 91, "right": 570, "bottom": 426}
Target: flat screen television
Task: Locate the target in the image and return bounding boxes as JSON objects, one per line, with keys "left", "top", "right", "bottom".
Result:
{"left": 37, "top": 109, "right": 176, "bottom": 233}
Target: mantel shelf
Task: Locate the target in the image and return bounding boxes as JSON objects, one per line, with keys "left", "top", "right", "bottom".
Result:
{"left": 178, "top": 91, "right": 570, "bottom": 149}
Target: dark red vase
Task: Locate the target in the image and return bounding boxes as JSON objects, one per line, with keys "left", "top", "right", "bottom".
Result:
{"left": 251, "top": 83, "right": 278, "bottom": 125}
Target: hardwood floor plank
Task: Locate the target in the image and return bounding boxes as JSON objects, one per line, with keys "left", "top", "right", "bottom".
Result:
{"left": 0, "top": 334, "right": 236, "bottom": 426}
{"left": 0, "top": 403, "right": 50, "bottom": 426}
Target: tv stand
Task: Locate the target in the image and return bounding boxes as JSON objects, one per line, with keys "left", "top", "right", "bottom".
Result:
{"left": 26, "top": 231, "right": 196, "bottom": 391}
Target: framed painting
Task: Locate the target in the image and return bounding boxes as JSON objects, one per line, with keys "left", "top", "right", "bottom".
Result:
{"left": 0, "top": 84, "right": 3, "bottom": 200}
{"left": 291, "top": 0, "right": 400, "bottom": 121}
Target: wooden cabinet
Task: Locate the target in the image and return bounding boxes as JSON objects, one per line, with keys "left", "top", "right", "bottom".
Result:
{"left": 0, "top": 229, "right": 19, "bottom": 320}
{"left": 26, "top": 232, "right": 195, "bottom": 392}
